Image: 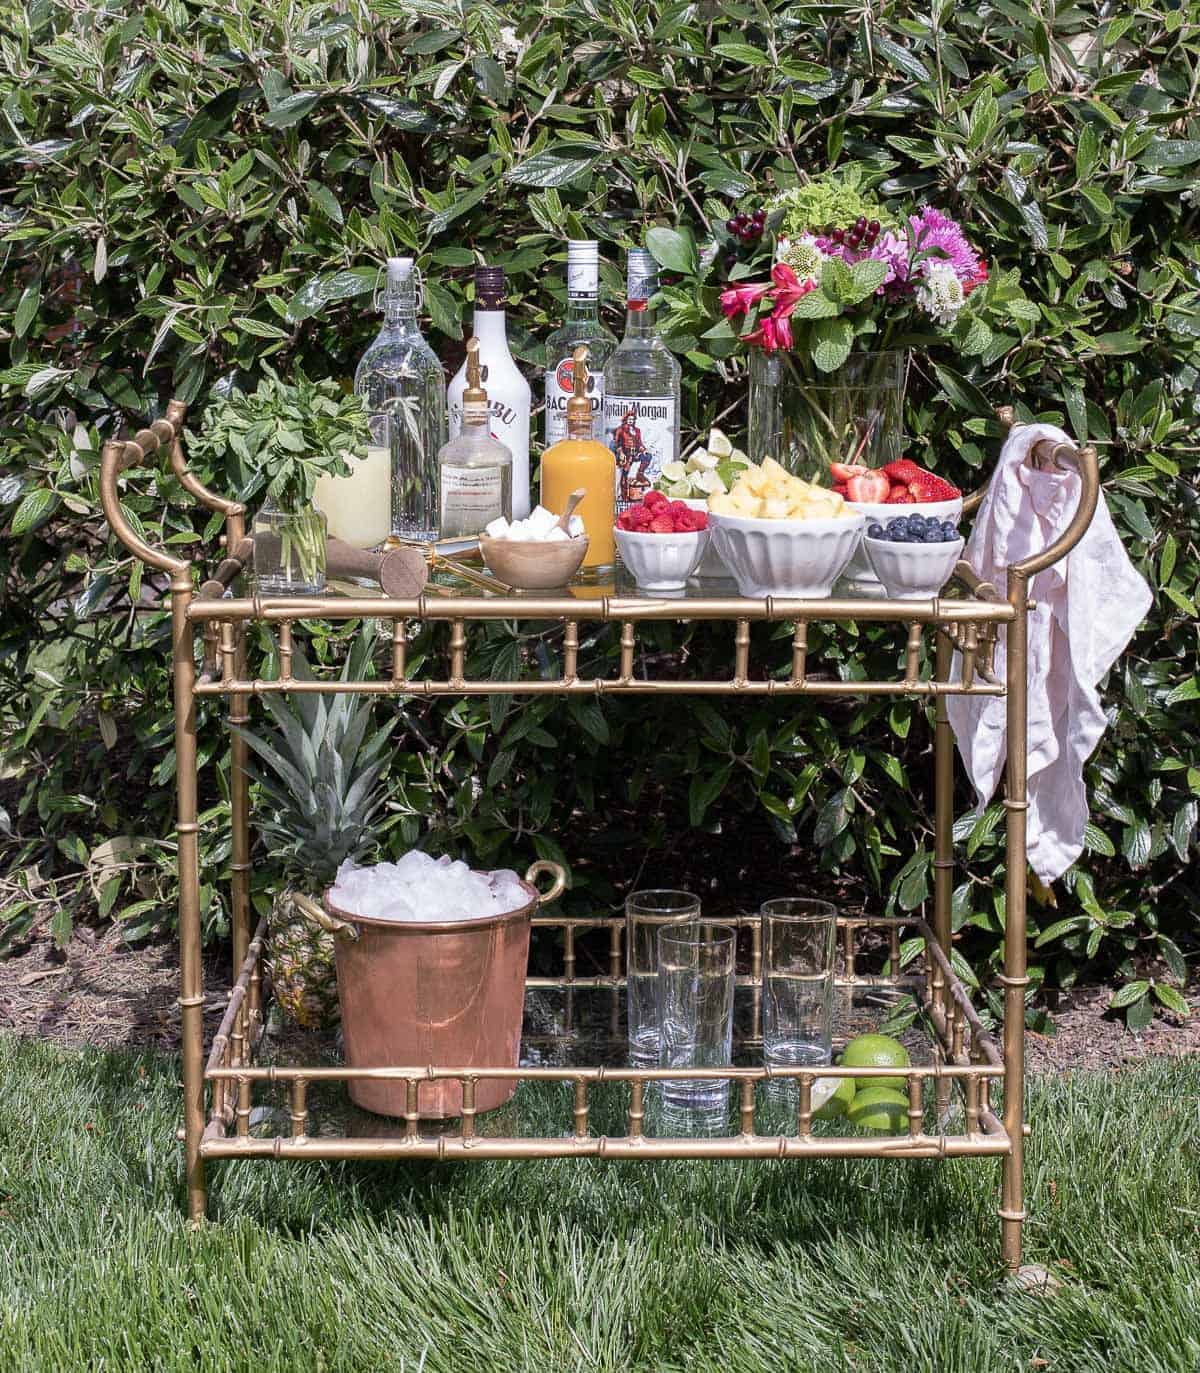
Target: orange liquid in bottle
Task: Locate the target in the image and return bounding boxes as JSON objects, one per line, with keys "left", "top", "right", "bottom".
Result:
{"left": 541, "top": 435, "right": 615, "bottom": 570}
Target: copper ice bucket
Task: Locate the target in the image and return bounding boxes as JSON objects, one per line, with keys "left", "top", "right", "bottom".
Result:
{"left": 294, "top": 861, "right": 563, "bottom": 1119}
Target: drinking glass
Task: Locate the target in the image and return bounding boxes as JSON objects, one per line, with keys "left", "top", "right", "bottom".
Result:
{"left": 657, "top": 922, "right": 737, "bottom": 1115}
{"left": 761, "top": 899, "right": 837, "bottom": 1080}
{"left": 625, "top": 889, "right": 700, "bottom": 1065}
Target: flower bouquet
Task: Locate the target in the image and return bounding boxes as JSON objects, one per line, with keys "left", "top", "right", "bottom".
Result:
{"left": 653, "top": 169, "right": 1004, "bottom": 478}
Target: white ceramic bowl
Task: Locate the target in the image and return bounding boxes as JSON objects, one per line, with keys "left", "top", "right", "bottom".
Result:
{"left": 864, "top": 534, "right": 966, "bottom": 600}
{"left": 615, "top": 526, "right": 710, "bottom": 591}
{"left": 680, "top": 498, "right": 732, "bottom": 579}
{"left": 708, "top": 511, "right": 865, "bottom": 598}
{"left": 842, "top": 496, "right": 963, "bottom": 593}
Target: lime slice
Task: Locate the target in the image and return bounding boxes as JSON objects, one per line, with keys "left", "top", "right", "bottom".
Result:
{"left": 812, "top": 1075, "right": 855, "bottom": 1120}
{"left": 694, "top": 470, "right": 726, "bottom": 495}
{"left": 661, "top": 461, "right": 688, "bottom": 483}
{"left": 707, "top": 427, "right": 734, "bottom": 457}
{"left": 729, "top": 448, "right": 750, "bottom": 466}
{"left": 666, "top": 480, "right": 695, "bottom": 498}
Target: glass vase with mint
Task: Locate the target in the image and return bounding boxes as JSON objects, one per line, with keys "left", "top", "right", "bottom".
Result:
{"left": 355, "top": 256, "right": 446, "bottom": 543}
{"left": 187, "top": 367, "right": 370, "bottom": 597}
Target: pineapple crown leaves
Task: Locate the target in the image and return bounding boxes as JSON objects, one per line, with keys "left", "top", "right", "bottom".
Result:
{"left": 233, "top": 625, "right": 395, "bottom": 887}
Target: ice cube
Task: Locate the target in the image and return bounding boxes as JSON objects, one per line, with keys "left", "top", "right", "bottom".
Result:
{"left": 527, "top": 506, "right": 557, "bottom": 533}
{"left": 546, "top": 527, "right": 568, "bottom": 542}
{"left": 484, "top": 516, "right": 510, "bottom": 539}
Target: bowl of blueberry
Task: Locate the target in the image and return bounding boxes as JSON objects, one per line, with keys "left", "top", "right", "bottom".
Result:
{"left": 864, "top": 514, "right": 965, "bottom": 601}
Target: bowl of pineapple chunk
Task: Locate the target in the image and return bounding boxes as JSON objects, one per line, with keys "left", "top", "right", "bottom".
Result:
{"left": 707, "top": 457, "right": 865, "bottom": 598}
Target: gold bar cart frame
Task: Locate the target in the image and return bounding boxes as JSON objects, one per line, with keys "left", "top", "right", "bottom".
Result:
{"left": 99, "top": 405, "right": 1100, "bottom": 1270}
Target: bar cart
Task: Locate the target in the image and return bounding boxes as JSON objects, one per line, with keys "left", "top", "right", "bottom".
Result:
{"left": 98, "top": 405, "right": 1099, "bottom": 1271}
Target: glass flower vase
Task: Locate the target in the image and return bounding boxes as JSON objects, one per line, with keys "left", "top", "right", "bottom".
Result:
{"left": 253, "top": 499, "right": 327, "bottom": 597}
{"left": 748, "top": 349, "right": 909, "bottom": 480}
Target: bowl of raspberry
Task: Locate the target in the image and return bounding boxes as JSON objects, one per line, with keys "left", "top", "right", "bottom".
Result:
{"left": 830, "top": 459, "right": 963, "bottom": 594}
{"left": 615, "top": 492, "right": 711, "bottom": 592}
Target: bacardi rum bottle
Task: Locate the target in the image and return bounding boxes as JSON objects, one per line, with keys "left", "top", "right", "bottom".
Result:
{"left": 447, "top": 266, "right": 532, "bottom": 518}
{"left": 353, "top": 257, "right": 445, "bottom": 543}
{"left": 602, "top": 248, "right": 680, "bottom": 509}
{"left": 543, "top": 240, "right": 616, "bottom": 447}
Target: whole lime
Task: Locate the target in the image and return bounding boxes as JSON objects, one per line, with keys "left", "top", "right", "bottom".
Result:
{"left": 812, "top": 1076, "right": 856, "bottom": 1121}
{"left": 839, "top": 1033, "right": 910, "bottom": 1091}
{"left": 846, "top": 1086, "right": 908, "bottom": 1133}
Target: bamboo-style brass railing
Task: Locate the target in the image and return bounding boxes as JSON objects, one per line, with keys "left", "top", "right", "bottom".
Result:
{"left": 98, "top": 402, "right": 1100, "bottom": 1272}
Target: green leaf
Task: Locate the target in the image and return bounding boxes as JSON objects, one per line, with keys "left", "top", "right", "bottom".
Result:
{"left": 1126, "top": 994, "right": 1154, "bottom": 1031}
{"left": 1109, "top": 979, "right": 1149, "bottom": 1009}
{"left": 506, "top": 145, "right": 601, "bottom": 188}
{"left": 306, "top": 180, "right": 343, "bottom": 224}
{"left": 819, "top": 255, "right": 854, "bottom": 305}
{"left": 1153, "top": 983, "right": 1190, "bottom": 1018}
{"left": 810, "top": 316, "right": 853, "bottom": 372}
{"left": 13, "top": 283, "right": 40, "bottom": 338}
{"left": 712, "top": 42, "right": 770, "bottom": 65}
{"left": 10, "top": 487, "right": 60, "bottom": 534}
{"left": 1139, "top": 140, "right": 1200, "bottom": 169}
{"left": 932, "top": 364, "right": 991, "bottom": 417}
{"left": 873, "top": 34, "right": 931, "bottom": 83}
{"left": 286, "top": 269, "right": 376, "bottom": 322}
{"left": 645, "top": 226, "right": 697, "bottom": 274}
{"left": 262, "top": 92, "right": 320, "bottom": 128}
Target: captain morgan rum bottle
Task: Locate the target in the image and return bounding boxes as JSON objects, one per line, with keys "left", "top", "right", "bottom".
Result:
{"left": 602, "top": 248, "right": 681, "bottom": 509}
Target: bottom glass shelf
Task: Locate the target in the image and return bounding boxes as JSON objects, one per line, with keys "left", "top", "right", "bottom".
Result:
{"left": 202, "top": 919, "right": 1009, "bottom": 1160}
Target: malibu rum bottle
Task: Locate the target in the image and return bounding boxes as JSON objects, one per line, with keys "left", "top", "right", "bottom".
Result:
{"left": 447, "top": 266, "right": 532, "bottom": 518}
{"left": 602, "top": 248, "right": 680, "bottom": 509}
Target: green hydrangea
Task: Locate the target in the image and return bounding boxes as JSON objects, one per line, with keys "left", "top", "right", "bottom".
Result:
{"left": 771, "top": 170, "right": 894, "bottom": 240}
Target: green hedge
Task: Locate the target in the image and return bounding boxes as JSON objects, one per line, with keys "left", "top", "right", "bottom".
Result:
{"left": 1, "top": 2, "right": 1197, "bottom": 1024}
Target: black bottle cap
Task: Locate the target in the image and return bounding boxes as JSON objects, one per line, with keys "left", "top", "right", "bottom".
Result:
{"left": 475, "top": 265, "right": 507, "bottom": 310}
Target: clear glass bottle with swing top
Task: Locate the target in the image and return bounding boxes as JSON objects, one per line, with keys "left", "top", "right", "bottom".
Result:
{"left": 437, "top": 338, "right": 513, "bottom": 539}
{"left": 353, "top": 257, "right": 446, "bottom": 543}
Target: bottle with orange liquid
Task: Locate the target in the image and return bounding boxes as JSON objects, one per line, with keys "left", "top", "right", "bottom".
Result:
{"left": 540, "top": 345, "right": 615, "bottom": 571}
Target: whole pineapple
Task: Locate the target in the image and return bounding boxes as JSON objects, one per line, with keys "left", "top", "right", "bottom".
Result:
{"left": 237, "top": 627, "right": 393, "bottom": 1031}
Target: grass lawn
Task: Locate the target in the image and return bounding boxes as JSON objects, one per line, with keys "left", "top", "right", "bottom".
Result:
{"left": 0, "top": 1038, "right": 1197, "bottom": 1372}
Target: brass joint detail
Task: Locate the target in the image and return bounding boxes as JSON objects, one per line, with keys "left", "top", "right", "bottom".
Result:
{"left": 995, "top": 974, "right": 1030, "bottom": 989}
{"left": 997, "top": 1207, "right": 1027, "bottom": 1223}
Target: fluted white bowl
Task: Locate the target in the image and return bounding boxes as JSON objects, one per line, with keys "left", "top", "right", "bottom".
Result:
{"left": 708, "top": 511, "right": 865, "bottom": 599}
{"left": 680, "top": 498, "right": 732, "bottom": 579}
{"left": 842, "top": 496, "right": 963, "bottom": 592}
{"left": 864, "top": 534, "right": 965, "bottom": 600}
{"left": 615, "top": 526, "right": 710, "bottom": 591}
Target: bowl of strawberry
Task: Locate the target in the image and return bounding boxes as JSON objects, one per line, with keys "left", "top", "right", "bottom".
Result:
{"left": 615, "top": 492, "right": 710, "bottom": 591}
{"left": 830, "top": 458, "right": 963, "bottom": 594}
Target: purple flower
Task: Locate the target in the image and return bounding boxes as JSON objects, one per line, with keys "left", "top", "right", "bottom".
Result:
{"left": 813, "top": 230, "right": 909, "bottom": 292}
{"left": 907, "top": 206, "right": 981, "bottom": 283}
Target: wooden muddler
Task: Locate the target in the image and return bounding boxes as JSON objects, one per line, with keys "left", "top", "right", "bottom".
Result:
{"left": 324, "top": 538, "right": 429, "bottom": 597}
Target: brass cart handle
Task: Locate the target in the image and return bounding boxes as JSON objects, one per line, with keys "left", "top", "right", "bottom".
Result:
{"left": 524, "top": 860, "right": 567, "bottom": 906}
{"left": 290, "top": 891, "right": 360, "bottom": 941}
{"left": 99, "top": 395, "right": 247, "bottom": 577}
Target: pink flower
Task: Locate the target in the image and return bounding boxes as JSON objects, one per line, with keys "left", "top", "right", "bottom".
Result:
{"left": 720, "top": 281, "right": 770, "bottom": 319}
{"left": 769, "top": 262, "right": 816, "bottom": 316}
{"left": 908, "top": 206, "right": 981, "bottom": 283}
{"left": 769, "top": 306, "right": 793, "bottom": 351}
{"left": 742, "top": 315, "right": 782, "bottom": 353}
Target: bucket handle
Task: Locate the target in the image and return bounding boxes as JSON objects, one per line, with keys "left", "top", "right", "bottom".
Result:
{"left": 524, "top": 860, "right": 566, "bottom": 906}
{"left": 290, "top": 891, "right": 360, "bottom": 941}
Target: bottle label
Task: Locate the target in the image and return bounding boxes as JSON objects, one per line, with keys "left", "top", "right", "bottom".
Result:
{"left": 604, "top": 395, "right": 677, "bottom": 507}
{"left": 440, "top": 464, "right": 505, "bottom": 534}
{"left": 567, "top": 264, "right": 599, "bottom": 299}
{"left": 544, "top": 357, "right": 604, "bottom": 446}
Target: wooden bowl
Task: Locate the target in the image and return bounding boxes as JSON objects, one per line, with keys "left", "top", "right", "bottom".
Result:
{"left": 479, "top": 534, "right": 589, "bottom": 589}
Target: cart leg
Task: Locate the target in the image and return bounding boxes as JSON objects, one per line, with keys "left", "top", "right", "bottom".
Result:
{"left": 933, "top": 630, "right": 955, "bottom": 1122}
{"left": 172, "top": 571, "right": 207, "bottom": 1222}
{"left": 1000, "top": 588, "right": 1030, "bottom": 1270}
{"left": 226, "top": 512, "right": 254, "bottom": 1130}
